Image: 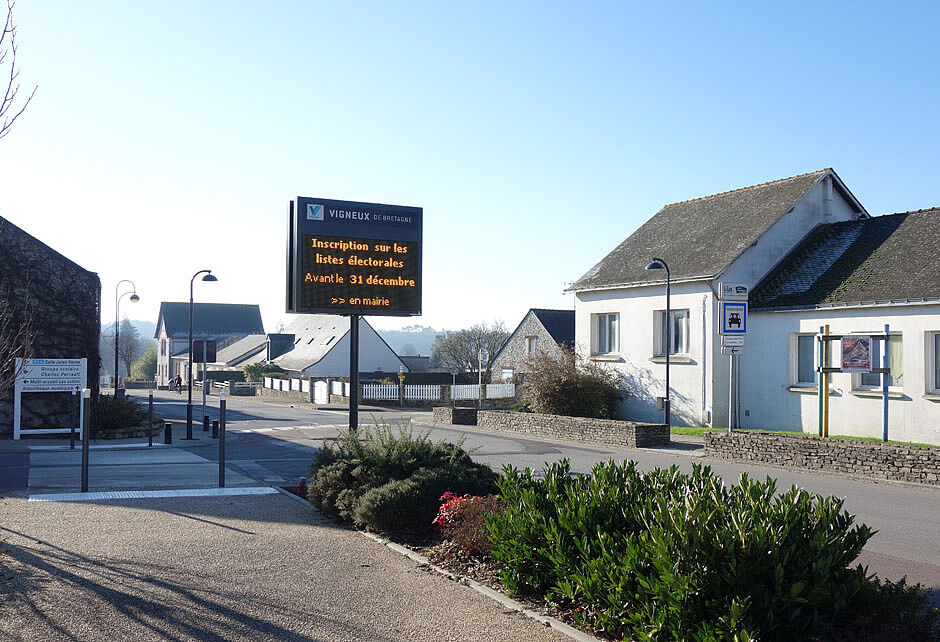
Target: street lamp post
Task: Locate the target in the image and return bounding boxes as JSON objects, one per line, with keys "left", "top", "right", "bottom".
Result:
{"left": 187, "top": 269, "right": 218, "bottom": 440}
{"left": 114, "top": 280, "right": 139, "bottom": 394}
{"left": 645, "top": 257, "right": 671, "bottom": 428}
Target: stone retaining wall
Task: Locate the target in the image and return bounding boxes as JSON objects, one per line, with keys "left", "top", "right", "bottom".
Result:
{"left": 431, "top": 408, "right": 669, "bottom": 448}
{"left": 705, "top": 431, "right": 940, "bottom": 486}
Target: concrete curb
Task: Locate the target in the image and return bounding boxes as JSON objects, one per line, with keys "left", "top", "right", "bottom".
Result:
{"left": 271, "top": 487, "right": 603, "bottom": 642}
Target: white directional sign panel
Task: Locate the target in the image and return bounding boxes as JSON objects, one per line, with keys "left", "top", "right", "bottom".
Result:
{"left": 721, "top": 335, "right": 744, "bottom": 347}
{"left": 721, "top": 345, "right": 744, "bottom": 355}
{"left": 16, "top": 358, "right": 87, "bottom": 392}
{"left": 720, "top": 301, "right": 747, "bottom": 335}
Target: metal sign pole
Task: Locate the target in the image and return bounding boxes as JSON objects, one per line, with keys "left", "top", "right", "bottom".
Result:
{"left": 728, "top": 354, "right": 735, "bottom": 432}
{"left": 202, "top": 350, "right": 207, "bottom": 429}
{"left": 148, "top": 389, "right": 154, "bottom": 447}
{"left": 349, "top": 314, "right": 359, "bottom": 432}
{"left": 882, "top": 323, "right": 890, "bottom": 442}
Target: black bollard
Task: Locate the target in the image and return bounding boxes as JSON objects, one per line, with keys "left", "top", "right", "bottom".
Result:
{"left": 203, "top": 414, "right": 209, "bottom": 432}
{"left": 211, "top": 420, "right": 218, "bottom": 439}
{"left": 164, "top": 422, "right": 173, "bottom": 445}
{"left": 148, "top": 390, "right": 154, "bottom": 447}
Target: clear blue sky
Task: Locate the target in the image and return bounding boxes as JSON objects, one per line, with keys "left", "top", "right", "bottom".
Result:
{"left": 2, "top": 1, "right": 938, "bottom": 334}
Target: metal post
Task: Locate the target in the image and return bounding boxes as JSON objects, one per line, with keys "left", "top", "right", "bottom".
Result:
{"left": 219, "top": 392, "right": 226, "bottom": 487}
{"left": 823, "top": 324, "right": 830, "bottom": 438}
{"left": 478, "top": 360, "right": 482, "bottom": 409}
{"left": 728, "top": 353, "right": 735, "bottom": 432}
{"left": 70, "top": 389, "right": 78, "bottom": 450}
{"left": 201, "top": 350, "right": 207, "bottom": 426}
{"left": 664, "top": 268, "right": 671, "bottom": 429}
{"left": 164, "top": 422, "right": 173, "bottom": 445}
{"left": 883, "top": 323, "right": 890, "bottom": 442}
{"left": 349, "top": 314, "right": 359, "bottom": 432}
{"left": 212, "top": 419, "right": 218, "bottom": 439}
{"left": 148, "top": 389, "right": 154, "bottom": 447}
{"left": 817, "top": 326, "right": 824, "bottom": 437}
{"left": 81, "top": 388, "right": 90, "bottom": 492}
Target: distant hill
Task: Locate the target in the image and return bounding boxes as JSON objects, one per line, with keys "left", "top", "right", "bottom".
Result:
{"left": 377, "top": 324, "right": 440, "bottom": 356}
{"left": 99, "top": 319, "right": 158, "bottom": 376}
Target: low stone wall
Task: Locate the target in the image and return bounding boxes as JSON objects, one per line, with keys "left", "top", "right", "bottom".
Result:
{"left": 705, "top": 431, "right": 940, "bottom": 486}
{"left": 431, "top": 408, "right": 669, "bottom": 448}
{"left": 258, "top": 387, "right": 309, "bottom": 402}
{"left": 432, "top": 407, "right": 478, "bottom": 425}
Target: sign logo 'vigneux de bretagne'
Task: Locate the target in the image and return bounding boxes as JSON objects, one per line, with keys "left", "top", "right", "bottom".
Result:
{"left": 307, "top": 204, "right": 324, "bottom": 221}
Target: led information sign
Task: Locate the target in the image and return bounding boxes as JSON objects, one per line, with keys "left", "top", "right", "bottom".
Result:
{"left": 287, "top": 197, "right": 422, "bottom": 316}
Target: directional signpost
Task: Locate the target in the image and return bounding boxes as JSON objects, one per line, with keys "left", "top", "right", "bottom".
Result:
{"left": 718, "top": 284, "right": 748, "bottom": 430}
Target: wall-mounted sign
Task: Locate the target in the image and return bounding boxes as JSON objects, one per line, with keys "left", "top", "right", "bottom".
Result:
{"left": 720, "top": 301, "right": 747, "bottom": 335}
{"left": 841, "top": 335, "right": 872, "bottom": 372}
{"left": 719, "top": 282, "right": 749, "bottom": 301}
{"left": 286, "top": 197, "right": 422, "bottom": 317}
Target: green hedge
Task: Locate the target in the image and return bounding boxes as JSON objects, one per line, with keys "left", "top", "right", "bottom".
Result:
{"left": 488, "top": 460, "right": 875, "bottom": 641}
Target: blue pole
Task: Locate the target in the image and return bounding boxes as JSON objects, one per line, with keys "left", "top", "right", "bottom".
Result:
{"left": 882, "top": 323, "right": 889, "bottom": 442}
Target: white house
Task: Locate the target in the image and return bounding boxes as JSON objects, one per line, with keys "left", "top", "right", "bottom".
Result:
{"left": 272, "top": 314, "right": 407, "bottom": 377}
{"left": 567, "top": 169, "right": 940, "bottom": 444}
{"left": 155, "top": 302, "right": 265, "bottom": 386}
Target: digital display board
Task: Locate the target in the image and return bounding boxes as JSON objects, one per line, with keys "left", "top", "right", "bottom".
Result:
{"left": 287, "top": 197, "right": 422, "bottom": 316}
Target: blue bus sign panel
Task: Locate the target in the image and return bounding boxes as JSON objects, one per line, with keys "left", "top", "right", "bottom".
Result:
{"left": 287, "top": 197, "right": 423, "bottom": 317}
{"left": 720, "top": 301, "right": 747, "bottom": 335}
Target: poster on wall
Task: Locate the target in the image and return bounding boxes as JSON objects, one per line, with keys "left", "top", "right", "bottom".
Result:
{"left": 841, "top": 335, "right": 872, "bottom": 372}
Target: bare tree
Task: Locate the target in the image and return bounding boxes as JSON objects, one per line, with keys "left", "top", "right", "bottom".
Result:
{"left": 0, "top": 277, "right": 33, "bottom": 391}
{"left": 117, "top": 318, "right": 141, "bottom": 377}
{"left": 1, "top": 0, "right": 36, "bottom": 139}
{"left": 430, "top": 321, "right": 509, "bottom": 382}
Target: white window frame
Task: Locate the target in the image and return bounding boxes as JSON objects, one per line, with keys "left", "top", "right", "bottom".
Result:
{"left": 927, "top": 332, "right": 940, "bottom": 394}
{"left": 593, "top": 313, "right": 619, "bottom": 355}
{"left": 854, "top": 333, "right": 903, "bottom": 391}
{"left": 654, "top": 309, "right": 690, "bottom": 357}
{"left": 790, "top": 333, "right": 817, "bottom": 387}
{"left": 525, "top": 336, "right": 537, "bottom": 357}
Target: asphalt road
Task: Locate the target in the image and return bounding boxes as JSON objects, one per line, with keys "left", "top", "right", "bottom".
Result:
{"left": 127, "top": 391, "right": 940, "bottom": 601}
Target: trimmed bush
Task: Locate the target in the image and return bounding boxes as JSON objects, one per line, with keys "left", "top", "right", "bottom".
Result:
{"left": 433, "top": 493, "right": 505, "bottom": 556}
{"left": 307, "top": 423, "right": 498, "bottom": 531}
{"left": 523, "top": 346, "right": 622, "bottom": 418}
{"left": 488, "top": 459, "right": 875, "bottom": 641}
{"left": 95, "top": 394, "right": 146, "bottom": 432}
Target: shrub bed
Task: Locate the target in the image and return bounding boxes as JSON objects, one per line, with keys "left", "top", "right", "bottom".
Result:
{"left": 488, "top": 459, "right": 881, "bottom": 641}
{"left": 307, "top": 423, "right": 498, "bottom": 532}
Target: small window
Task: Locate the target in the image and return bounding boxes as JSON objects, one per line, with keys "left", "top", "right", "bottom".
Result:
{"left": 794, "top": 334, "right": 816, "bottom": 385}
{"left": 859, "top": 334, "right": 903, "bottom": 388}
{"left": 594, "top": 313, "right": 618, "bottom": 355}
{"left": 656, "top": 310, "right": 689, "bottom": 356}
{"left": 525, "top": 336, "right": 537, "bottom": 356}
{"left": 322, "top": 335, "right": 335, "bottom": 346}
{"left": 932, "top": 333, "right": 940, "bottom": 393}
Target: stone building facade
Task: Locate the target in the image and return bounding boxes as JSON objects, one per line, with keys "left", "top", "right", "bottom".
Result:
{"left": 0, "top": 216, "right": 101, "bottom": 436}
{"left": 491, "top": 308, "right": 575, "bottom": 382}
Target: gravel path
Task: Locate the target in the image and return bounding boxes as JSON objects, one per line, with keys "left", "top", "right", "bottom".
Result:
{"left": 0, "top": 492, "right": 570, "bottom": 642}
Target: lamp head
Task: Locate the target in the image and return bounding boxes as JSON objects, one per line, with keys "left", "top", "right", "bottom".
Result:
{"left": 645, "top": 260, "right": 665, "bottom": 271}
{"left": 202, "top": 273, "right": 218, "bottom": 282}
{"left": 130, "top": 293, "right": 140, "bottom": 303}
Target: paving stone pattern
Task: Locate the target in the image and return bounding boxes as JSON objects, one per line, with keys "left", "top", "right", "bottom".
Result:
{"left": 705, "top": 431, "right": 940, "bottom": 486}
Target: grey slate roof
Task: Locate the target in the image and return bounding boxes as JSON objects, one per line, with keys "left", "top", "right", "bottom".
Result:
{"left": 156, "top": 302, "right": 264, "bottom": 339}
{"left": 272, "top": 315, "right": 350, "bottom": 372}
{"left": 568, "top": 169, "right": 848, "bottom": 291}
{"left": 751, "top": 208, "right": 940, "bottom": 310}
{"left": 214, "top": 334, "right": 268, "bottom": 366}
{"left": 531, "top": 309, "right": 575, "bottom": 348}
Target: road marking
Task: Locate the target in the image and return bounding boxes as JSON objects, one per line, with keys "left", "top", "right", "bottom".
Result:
{"left": 231, "top": 424, "right": 344, "bottom": 434}
{"left": 28, "top": 487, "right": 279, "bottom": 502}
{"left": 28, "top": 443, "right": 172, "bottom": 451}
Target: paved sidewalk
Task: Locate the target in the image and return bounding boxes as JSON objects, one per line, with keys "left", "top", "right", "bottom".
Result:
{"left": 0, "top": 492, "right": 571, "bottom": 642}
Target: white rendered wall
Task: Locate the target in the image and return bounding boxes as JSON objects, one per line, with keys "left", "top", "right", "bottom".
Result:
{"left": 575, "top": 281, "right": 716, "bottom": 426}
{"left": 302, "top": 320, "right": 404, "bottom": 377}
{"left": 739, "top": 305, "right": 940, "bottom": 446}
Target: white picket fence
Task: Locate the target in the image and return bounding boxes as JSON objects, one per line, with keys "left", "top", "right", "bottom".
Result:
{"left": 451, "top": 384, "right": 480, "bottom": 400}
{"left": 486, "top": 383, "right": 515, "bottom": 398}
{"left": 362, "top": 384, "right": 398, "bottom": 400}
{"left": 405, "top": 384, "right": 442, "bottom": 400}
